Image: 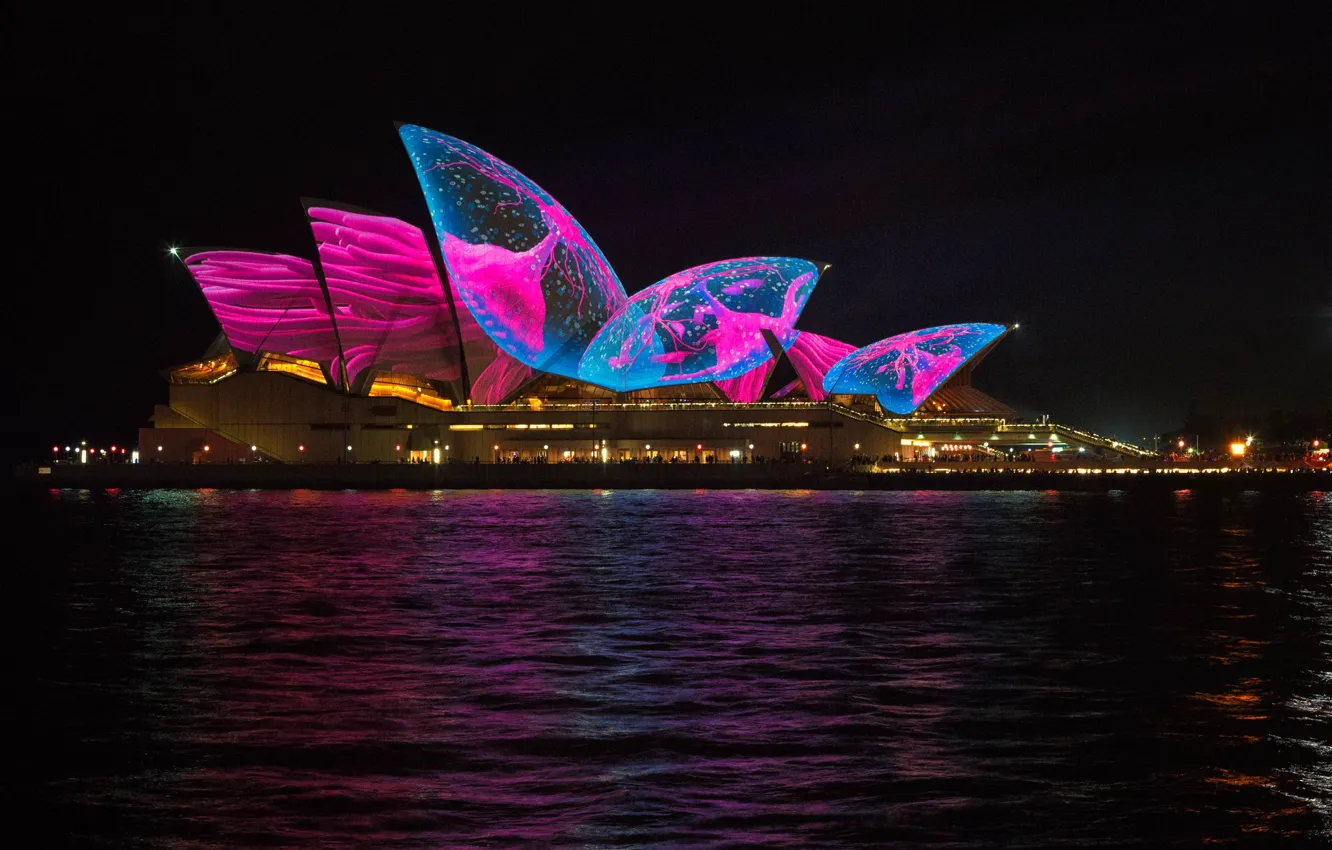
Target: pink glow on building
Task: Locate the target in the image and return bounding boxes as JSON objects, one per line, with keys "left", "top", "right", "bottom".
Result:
{"left": 785, "top": 332, "right": 858, "bottom": 401}
{"left": 400, "top": 126, "right": 627, "bottom": 379}
{"left": 579, "top": 258, "right": 820, "bottom": 392}
{"left": 185, "top": 250, "right": 344, "bottom": 385}
{"left": 822, "top": 323, "right": 1009, "bottom": 414}
{"left": 307, "top": 207, "right": 464, "bottom": 386}
{"left": 470, "top": 351, "right": 537, "bottom": 406}
{"left": 713, "top": 360, "right": 777, "bottom": 403}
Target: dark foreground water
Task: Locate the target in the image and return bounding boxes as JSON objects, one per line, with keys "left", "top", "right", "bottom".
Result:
{"left": 20, "top": 487, "right": 1332, "bottom": 847}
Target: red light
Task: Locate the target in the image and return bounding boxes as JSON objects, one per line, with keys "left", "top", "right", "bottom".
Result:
{"left": 1316, "top": 440, "right": 1322, "bottom": 447}
{"left": 203, "top": 445, "right": 210, "bottom": 452}
{"left": 52, "top": 446, "right": 59, "bottom": 452}
{"left": 1177, "top": 440, "right": 1186, "bottom": 448}
{"left": 395, "top": 445, "right": 401, "bottom": 451}
{"left": 298, "top": 444, "right": 305, "bottom": 451}
{"left": 121, "top": 448, "right": 126, "bottom": 454}
{"left": 800, "top": 443, "right": 807, "bottom": 450}
{"left": 110, "top": 445, "right": 116, "bottom": 452}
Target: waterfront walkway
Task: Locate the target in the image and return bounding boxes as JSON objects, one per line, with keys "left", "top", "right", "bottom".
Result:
{"left": 15, "top": 461, "right": 1330, "bottom": 492}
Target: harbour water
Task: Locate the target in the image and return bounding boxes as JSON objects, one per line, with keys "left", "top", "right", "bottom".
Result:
{"left": 23, "top": 487, "right": 1332, "bottom": 846}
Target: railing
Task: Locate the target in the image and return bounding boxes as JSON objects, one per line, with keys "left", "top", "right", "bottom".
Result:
{"left": 827, "top": 402, "right": 904, "bottom": 429}
{"left": 1043, "top": 423, "right": 1155, "bottom": 457}
{"left": 459, "top": 399, "right": 838, "bottom": 412}
{"left": 162, "top": 404, "right": 284, "bottom": 462}
{"left": 881, "top": 415, "right": 1154, "bottom": 458}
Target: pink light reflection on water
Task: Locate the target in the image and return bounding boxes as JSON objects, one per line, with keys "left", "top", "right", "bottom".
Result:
{"left": 35, "top": 488, "right": 1331, "bottom": 845}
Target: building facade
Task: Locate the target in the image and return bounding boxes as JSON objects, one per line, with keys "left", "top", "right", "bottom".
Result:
{"left": 140, "top": 125, "right": 1150, "bottom": 466}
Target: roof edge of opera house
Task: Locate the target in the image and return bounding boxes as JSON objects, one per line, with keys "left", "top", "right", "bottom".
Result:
{"left": 171, "top": 123, "right": 1015, "bottom": 412}
{"left": 139, "top": 124, "right": 1155, "bottom": 465}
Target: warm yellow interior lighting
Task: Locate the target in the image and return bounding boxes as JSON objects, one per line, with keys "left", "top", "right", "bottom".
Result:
{"left": 368, "top": 380, "right": 453, "bottom": 411}
{"left": 1229, "top": 442, "right": 1247, "bottom": 457}
{"left": 257, "top": 353, "right": 326, "bottom": 385}
{"left": 168, "top": 351, "right": 239, "bottom": 384}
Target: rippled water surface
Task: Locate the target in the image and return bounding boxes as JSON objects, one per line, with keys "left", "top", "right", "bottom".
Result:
{"left": 22, "top": 488, "right": 1332, "bottom": 847}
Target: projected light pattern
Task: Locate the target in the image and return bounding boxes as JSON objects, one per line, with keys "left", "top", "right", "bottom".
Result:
{"left": 307, "top": 207, "right": 465, "bottom": 387}
{"left": 399, "top": 125, "right": 627, "bottom": 379}
{"left": 470, "top": 351, "right": 537, "bottom": 406}
{"left": 578, "top": 258, "right": 820, "bottom": 392}
{"left": 785, "top": 331, "right": 857, "bottom": 402}
{"left": 185, "top": 251, "right": 344, "bottom": 386}
{"left": 822, "top": 323, "right": 1009, "bottom": 414}
{"left": 768, "top": 378, "right": 801, "bottom": 399}
{"left": 714, "top": 360, "right": 777, "bottom": 403}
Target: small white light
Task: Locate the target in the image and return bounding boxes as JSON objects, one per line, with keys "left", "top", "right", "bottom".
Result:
{"left": 168, "top": 247, "right": 179, "bottom": 256}
{"left": 346, "top": 445, "right": 353, "bottom": 451}
{"left": 157, "top": 445, "right": 163, "bottom": 451}
{"left": 250, "top": 445, "right": 257, "bottom": 451}
{"left": 645, "top": 444, "right": 650, "bottom": 450}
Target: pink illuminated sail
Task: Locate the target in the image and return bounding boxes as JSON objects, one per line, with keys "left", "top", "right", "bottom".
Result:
{"left": 823, "top": 323, "right": 1011, "bottom": 414}
{"left": 184, "top": 250, "right": 344, "bottom": 385}
{"left": 579, "top": 257, "right": 822, "bottom": 392}
{"left": 785, "top": 332, "right": 858, "bottom": 401}
{"left": 399, "top": 125, "right": 627, "bottom": 379}
{"left": 714, "top": 360, "right": 777, "bottom": 403}
{"left": 307, "top": 206, "right": 466, "bottom": 389}
{"left": 470, "top": 351, "right": 537, "bottom": 406}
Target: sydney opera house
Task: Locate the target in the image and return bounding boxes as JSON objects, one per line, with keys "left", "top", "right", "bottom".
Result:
{"left": 142, "top": 125, "right": 1148, "bottom": 466}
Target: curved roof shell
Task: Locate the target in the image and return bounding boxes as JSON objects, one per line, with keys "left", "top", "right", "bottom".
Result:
{"left": 398, "top": 124, "right": 627, "bottom": 380}
{"left": 578, "top": 257, "right": 822, "bottom": 392}
{"left": 183, "top": 250, "right": 346, "bottom": 387}
{"left": 823, "top": 323, "right": 1011, "bottom": 414}
{"left": 305, "top": 205, "right": 470, "bottom": 391}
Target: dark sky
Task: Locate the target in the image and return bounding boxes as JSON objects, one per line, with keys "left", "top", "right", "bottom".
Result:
{"left": 8, "top": 7, "right": 1330, "bottom": 457}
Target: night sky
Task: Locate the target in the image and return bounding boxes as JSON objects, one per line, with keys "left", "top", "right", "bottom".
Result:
{"left": 9, "top": 8, "right": 1329, "bottom": 459}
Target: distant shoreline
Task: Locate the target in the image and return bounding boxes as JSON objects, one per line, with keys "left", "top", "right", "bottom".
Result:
{"left": 13, "top": 463, "right": 1330, "bottom": 493}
